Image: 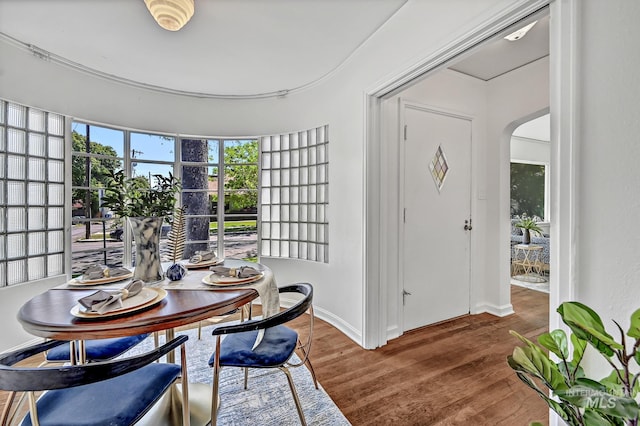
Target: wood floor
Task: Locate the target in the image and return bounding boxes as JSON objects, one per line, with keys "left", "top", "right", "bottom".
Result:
{"left": 1, "top": 285, "right": 548, "bottom": 425}
{"left": 303, "top": 285, "right": 549, "bottom": 425}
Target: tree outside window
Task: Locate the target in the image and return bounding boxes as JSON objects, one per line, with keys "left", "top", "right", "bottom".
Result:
{"left": 510, "top": 162, "right": 545, "bottom": 219}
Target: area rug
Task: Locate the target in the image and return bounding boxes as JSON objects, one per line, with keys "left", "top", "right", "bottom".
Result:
{"left": 511, "top": 277, "right": 549, "bottom": 293}
{"left": 127, "top": 324, "right": 351, "bottom": 426}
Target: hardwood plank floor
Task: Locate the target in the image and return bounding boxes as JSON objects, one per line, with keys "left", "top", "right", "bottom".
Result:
{"left": 301, "top": 285, "right": 549, "bottom": 425}
{"left": 1, "top": 285, "right": 548, "bottom": 425}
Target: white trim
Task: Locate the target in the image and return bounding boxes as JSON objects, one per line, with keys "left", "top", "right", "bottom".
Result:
{"left": 511, "top": 135, "right": 550, "bottom": 145}
{"left": 64, "top": 117, "right": 73, "bottom": 279}
{"left": 363, "top": 0, "right": 551, "bottom": 350}
{"left": 362, "top": 93, "right": 383, "bottom": 349}
{"left": 474, "top": 302, "right": 515, "bottom": 317}
{"left": 279, "top": 296, "right": 363, "bottom": 346}
{"left": 546, "top": 2, "right": 579, "bottom": 423}
{"left": 315, "top": 306, "right": 363, "bottom": 346}
{"left": 549, "top": 1, "right": 579, "bottom": 333}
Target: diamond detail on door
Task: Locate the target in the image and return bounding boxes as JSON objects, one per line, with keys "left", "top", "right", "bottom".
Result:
{"left": 429, "top": 145, "right": 449, "bottom": 191}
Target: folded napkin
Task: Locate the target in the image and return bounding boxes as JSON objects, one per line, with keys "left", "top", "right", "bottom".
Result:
{"left": 78, "top": 280, "right": 144, "bottom": 314}
{"left": 83, "top": 264, "right": 108, "bottom": 280}
{"left": 82, "top": 264, "right": 131, "bottom": 280}
{"left": 209, "top": 265, "right": 260, "bottom": 278}
{"left": 189, "top": 250, "right": 216, "bottom": 264}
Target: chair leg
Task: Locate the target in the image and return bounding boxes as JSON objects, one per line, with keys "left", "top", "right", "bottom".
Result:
{"left": 211, "top": 337, "right": 221, "bottom": 426}
{"left": 243, "top": 367, "right": 249, "bottom": 390}
{"left": 198, "top": 321, "right": 202, "bottom": 340}
{"left": 279, "top": 366, "right": 307, "bottom": 426}
{"left": 1, "top": 391, "right": 17, "bottom": 425}
{"left": 297, "top": 340, "right": 318, "bottom": 390}
{"left": 180, "top": 343, "right": 190, "bottom": 426}
{"left": 27, "top": 391, "right": 39, "bottom": 426}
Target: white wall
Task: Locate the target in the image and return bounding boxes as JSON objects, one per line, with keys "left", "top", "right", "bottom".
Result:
{"left": 380, "top": 57, "right": 549, "bottom": 338}
{"left": 485, "top": 55, "right": 549, "bottom": 319}
{"left": 0, "top": 0, "right": 534, "bottom": 351}
{"left": 569, "top": 0, "right": 640, "bottom": 378}
{"left": 511, "top": 136, "right": 550, "bottom": 164}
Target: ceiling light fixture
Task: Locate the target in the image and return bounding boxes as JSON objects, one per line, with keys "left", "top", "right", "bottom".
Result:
{"left": 504, "top": 21, "right": 537, "bottom": 41}
{"left": 144, "top": 0, "right": 195, "bottom": 32}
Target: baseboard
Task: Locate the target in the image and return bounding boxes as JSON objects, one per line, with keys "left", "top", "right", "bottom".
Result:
{"left": 474, "top": 302, "right": 515, "bottom": 317}
{"left": 386, "top": 325, "right": 402, "bottom": 342}
{"left": 278, "top": 296, "right": 363, "bottom": 347}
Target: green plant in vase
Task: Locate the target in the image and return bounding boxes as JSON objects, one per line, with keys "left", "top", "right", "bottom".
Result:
{"left": 515, "top": 216, "right": 543, "bottom": 244}
{"left": 101, "top": 170, "right": 181, "bottom": 283}
{"left": 508, "top": 301, "right": 640, "bottom": 425}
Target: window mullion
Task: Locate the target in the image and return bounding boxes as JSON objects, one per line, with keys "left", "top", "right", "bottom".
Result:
{"left": 217, "top": 139, "right": 225, "bottom": 257}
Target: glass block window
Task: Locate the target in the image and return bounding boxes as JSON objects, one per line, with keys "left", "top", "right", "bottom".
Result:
{"left": 0, "top": 100, "right": 66, "bottom": 286}
{"left": 260, "top": 125, "right": 329, "bottom": 263}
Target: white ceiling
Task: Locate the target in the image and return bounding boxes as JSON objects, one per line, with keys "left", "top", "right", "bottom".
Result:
{"left": 448, "top": 14, "right": 549, "bottom": 81}
{"left": 0, "top": 0, "right": 407, "bottom": 97}
{"left": 0, "top": 0, "right": 549, "bottom": 98}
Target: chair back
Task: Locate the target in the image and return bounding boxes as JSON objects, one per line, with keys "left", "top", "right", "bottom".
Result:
{"left": 212, "top": 282, "right": 313, "bottom": 336}
{"left": 0, "top": 336, "right": 187, "bottom": 392}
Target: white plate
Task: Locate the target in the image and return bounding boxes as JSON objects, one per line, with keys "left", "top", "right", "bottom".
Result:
{"left": 183, "top": 257, "right": 224, "bottom": 269}
{"left": 69, "top": 272, "right": 134, "bottom": 286}
{"left": 70, "top": 288, "right": 167, "bottom": 318}
{"left": 201, "top": 272, "right": 264, "bottom": 286}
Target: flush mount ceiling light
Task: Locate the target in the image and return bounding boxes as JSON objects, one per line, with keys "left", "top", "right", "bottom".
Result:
{"left": 504, "top": 21, "right": 537, "bottom": 41}
{"left": 144, "top": 0, "right": 195, "bottom": 31}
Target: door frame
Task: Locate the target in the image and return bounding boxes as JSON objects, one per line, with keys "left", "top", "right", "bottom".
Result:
{"left": 397, "top": 99, "right": 473, "bottom": 333}
{"left": 362, "top": 0, "right": 577, "bottom": 350}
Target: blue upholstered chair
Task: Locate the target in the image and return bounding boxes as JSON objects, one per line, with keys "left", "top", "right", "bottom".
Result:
{"left": 0, "top": 336, "right": 190, "bottom": 426}
{"left": 1, "top": 333, "right": 157, "bottom": 424}
{"left": 208, "top": 283, "right": 315, "bottom": 426}
{"left": 44, "top": 333, "right": 152, "bottom": 363}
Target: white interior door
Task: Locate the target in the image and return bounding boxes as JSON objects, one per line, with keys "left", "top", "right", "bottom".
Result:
{"left": 401, "top": 102, "right": 472, "bottom": 332}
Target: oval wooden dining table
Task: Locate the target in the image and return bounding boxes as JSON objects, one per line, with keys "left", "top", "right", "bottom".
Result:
{"left": 17, "top": 286, "right": 257, "bottom": 341}
{"left": 16, "top": 260, "right": 269, "bottom": 426}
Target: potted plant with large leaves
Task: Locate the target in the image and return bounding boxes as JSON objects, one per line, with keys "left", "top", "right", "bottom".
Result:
{"left": 515, "top": 216, "right": 544, "bottom": 244}
{"left": 101, "top": 170, "right": 181, "bottom": 283}
{"left": 508, "top": 301, "right": 640, "bottom": 425}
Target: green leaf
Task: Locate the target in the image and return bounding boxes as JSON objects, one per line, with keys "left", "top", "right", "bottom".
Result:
{"left": 558, "top": 302, "right": 622, "bottom": 357}
{"left": 599, "top": 369, "right": 635, "bottom": 401}
{"left": 538, "top": 329, "right": 569, "bottom": 360}
{"left": 513, "top": 371, "right": 578, "bottom": 424}
{"left": 627, "top": 308, "right": 640, "bottom": 338}
{"left": 582, "top": 409, "right": 620, "bottom": 426}
{"left": 556, "top": 381, "right": 639, "bottom": 420}
{"left": 509, "top": 346, "right": 568, "bottom": 391}
{"left": 570, "top": 332, "right": 588, "bottom": 366}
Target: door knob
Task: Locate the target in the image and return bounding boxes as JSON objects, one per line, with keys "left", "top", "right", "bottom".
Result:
{"left": 464, "top": 219, "right": 473, "bottom": 231}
